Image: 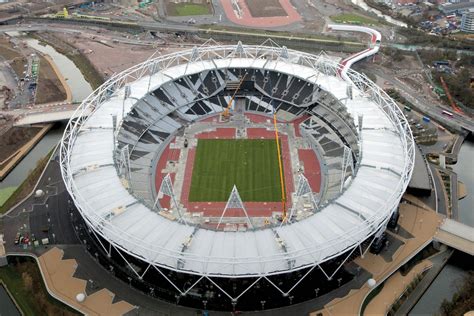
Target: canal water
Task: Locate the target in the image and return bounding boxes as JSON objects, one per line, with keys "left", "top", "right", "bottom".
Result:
{"left": 452, "top": 140, "right": 474, "bottom": 227}
{"left": 410, "top": 141, "right": 473, "bottom": 315}
{"left": 0, "top": 125, "right": 64, "bottom": 191}
{"left": 0, "top": 284, "right": 21, "bottom": 316}
{"left": 1, "top": 35, "right": 92, "bottom": 196}
{"left": 25, "top": 38, "right": 93, "bottom": 102}
{"left": 409, "top": 251, "right": 471, "bottom": 316}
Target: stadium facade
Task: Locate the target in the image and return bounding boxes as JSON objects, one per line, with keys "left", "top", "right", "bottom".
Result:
{"left": 60, "top": 41, "right": 415, "bottom": 311}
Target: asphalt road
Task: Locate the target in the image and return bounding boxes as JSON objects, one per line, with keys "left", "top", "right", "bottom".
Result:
{"left": 371, "top": 67, "right": 474, "bottom": 134}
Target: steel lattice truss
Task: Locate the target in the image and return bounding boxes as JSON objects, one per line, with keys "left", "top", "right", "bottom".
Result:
{"left": 59, "top": 40, "right": 415, "bottom": 298}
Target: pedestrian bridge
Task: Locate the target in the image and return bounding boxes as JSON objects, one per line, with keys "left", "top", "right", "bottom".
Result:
{"left": 434, "top": 219, "right": 474, "bottom": 256}
{"left": 14, "top": 106, "right": 89, "bottom": 126}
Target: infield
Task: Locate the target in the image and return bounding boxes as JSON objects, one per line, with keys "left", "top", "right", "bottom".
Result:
{"left": 188, "top": 139, "right": 283, "bottom": 202}
{"left": 166, "top": 2, "right": 212, "bottom": 16}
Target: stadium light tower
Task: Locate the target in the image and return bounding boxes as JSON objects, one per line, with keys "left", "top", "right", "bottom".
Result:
{"left": 123, "top": 85, "right": 131, "bottom": 122}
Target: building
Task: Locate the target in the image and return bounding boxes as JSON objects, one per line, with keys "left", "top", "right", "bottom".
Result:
{"left": 461, "top": 8, "right": 474, "bottom": 32}
{"left": 439, "top": 1, "right": 474, "bottom": 14}
{"left": 60, "top": 43, "right": 414, "bottom": 311}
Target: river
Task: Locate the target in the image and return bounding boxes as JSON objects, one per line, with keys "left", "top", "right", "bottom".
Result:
{"left": 0, "top": 125, "right": 64, "bottom": 191}
{"left": 0, "top": 284, "right": 21, "bottom": 316}
{"left": 25, "top": 38, "right": 93, "bottom": 102}
{"left": 452, "top": 140, "right": 474, "bottom": 227}
{"left": 409, "top": 251, "right": 471, "bottom": 315}
{"left": 0, "top": 34, "right": 92, "bottom": 194}
{"left": 409, "top": 140, "right": 474, "bottom": 315}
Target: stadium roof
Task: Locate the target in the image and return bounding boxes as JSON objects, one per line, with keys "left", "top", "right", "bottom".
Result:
{"left": 61, "top": 44, "right": 414, "bottom": 278}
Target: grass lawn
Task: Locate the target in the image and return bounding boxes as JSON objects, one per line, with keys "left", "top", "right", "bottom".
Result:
{"left": 189, "top": 139, "right": 282, "bottom": 202}
{"left": 0, "top": 187, "right": 17, "bottom": 207}
{"left": 167, "top": 3, "right": 211, "bottom": 16}
{"left": 330, "top": 13, "right": 380, "bottom": 25}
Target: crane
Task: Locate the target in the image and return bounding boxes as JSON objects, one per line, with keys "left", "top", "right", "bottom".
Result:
{"left": 440, "top": 76, "right": 463, "bottom": 114}
{"left": 273, "top": 112, "right": 287, "bottom": 221}
{"left": 222, "top": 74, "right": 247, "bottom": 119}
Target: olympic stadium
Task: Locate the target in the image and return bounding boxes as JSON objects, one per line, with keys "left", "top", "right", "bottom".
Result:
{"left": 60, "top": 42, "right": 415, "bottom": 311}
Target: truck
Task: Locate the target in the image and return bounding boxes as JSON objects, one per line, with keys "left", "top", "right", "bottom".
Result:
{"left": 422, "top": 116, "right": 430, "bottom": 123}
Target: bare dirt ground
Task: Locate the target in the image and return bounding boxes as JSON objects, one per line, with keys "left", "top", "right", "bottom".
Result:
{"left": 0, "top": 37, "right": 26, "bottom": 79}
{"left": 35, "top": 55, "right": 67, "bottom": 104}
{"left": 245, "top": 0, "right": 287, "bottom": 17}
{"left": 52, "top": 31, "right": 199, "bottom": 78}
{"left": 70, "top": 41, "right": 156, "bottom": 77}
{"left": 0, "top": 126, "right": 41, "bottom": 162}
{"left": 219, "top": 0, "right": 301, "bottom": 27}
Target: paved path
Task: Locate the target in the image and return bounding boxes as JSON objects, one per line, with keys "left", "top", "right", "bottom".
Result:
{"left": 364, "top": 259, "right": 432, "bottom": 315}
{"left": 395, "top": 249, "right": 453, "bottom": 315}
{"left": 39, "top": 247, "right": 135, "bottom": 316}
{"left": 309, "top": 202, "right": 442, "bottom": 316}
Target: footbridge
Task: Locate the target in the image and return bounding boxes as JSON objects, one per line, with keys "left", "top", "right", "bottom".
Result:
{"left": 327, "top": 24, "right": 381, "bottom": 80}
{"left": 434, "top": 219, "right": 474, "bottom": 255}
{"left": 13, "top": 102, "right": 86, "bottom": 126}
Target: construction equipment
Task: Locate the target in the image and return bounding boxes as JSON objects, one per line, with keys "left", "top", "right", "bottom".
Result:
{"left": 440, "top": 76, "right": 463, "bottom": 114}
{"left": 273, "top": 112, "right": 287, "bottom": 221}
{"left": 222, "top": 74, "right": 247, "bottom": 119}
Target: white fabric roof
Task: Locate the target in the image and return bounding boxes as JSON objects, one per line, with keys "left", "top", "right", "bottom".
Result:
{"left": 66, "top": 56, "right": 411, "bottom": 277}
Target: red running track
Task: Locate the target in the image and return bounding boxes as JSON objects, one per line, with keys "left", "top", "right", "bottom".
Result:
{"left": 292, "top": 114, "right": 310, "bottom": 137}
{"left": 219, "top": 0, "right": 301, "bottom": 28}
{"left": 298, "top": 149, "right": 321, "bottom": 193}
{"left": 246, "top": 127, "right": 275, "bottom": 139}
{"left": 246, "top": 113, "right": 272, "bottom": 124}
{"left": 196, "top": 128, "right": 236, "bottom": 139}
{"left": 154, "top": 143, "right": 180, "bottom": 209}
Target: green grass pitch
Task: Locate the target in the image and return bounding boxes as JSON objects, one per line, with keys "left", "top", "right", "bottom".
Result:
{"left": 189, "top": 139, "right": 283, "bottom": 202}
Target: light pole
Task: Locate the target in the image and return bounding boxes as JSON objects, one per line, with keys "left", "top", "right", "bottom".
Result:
{"left": 123, "top": 86, "right": 131, "bottom": 122}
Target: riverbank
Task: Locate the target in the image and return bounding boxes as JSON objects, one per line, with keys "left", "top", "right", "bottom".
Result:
{"left": 34, "top": 53, "right": 67, "bottom": 105}
{"left": 29, "top": 32, "right": 104, "bottom": 91}
{"left": 409, "top": 251, "right": 473, "bottom": 315}
{"left": 40, "top": 54, "right": 72, "bottom": 103}
{"left": 0, "top": 146, "right": 52, "bottom": 214}
{"left": 0, "top": 124, "right": 51, "bottom": 182}
{"left": 310, "top": 197, "right": 441, "bottom": 316}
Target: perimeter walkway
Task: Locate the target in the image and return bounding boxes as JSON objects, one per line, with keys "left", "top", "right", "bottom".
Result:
{"left": 364, "top": 259, "right": 432, "bottom": 315}
{"left": 38, "top": 247, "right": 135, "bottom": 316}
{"left": 310, "top": 196, "right": 442, "bottom": 316}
